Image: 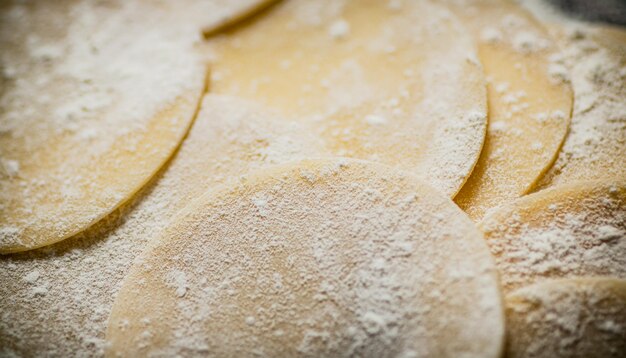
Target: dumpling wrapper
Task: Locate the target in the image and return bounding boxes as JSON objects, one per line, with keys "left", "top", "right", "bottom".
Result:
{"left": 480, "top": 179, "right": 626, "bottom": 294}
{"left": 450, "top": 0, "right": 572, "bottom": 220}
{"left": 534, "top": 24, "right": 626, "bottom": 189}
{"left": 0, "top": 0, "right": 282, "bottom": 253}
{"left": 207, "top": 0, "right": 488, "bottom": 197}
{"left": 107, "top": 159, "right": 504, "bottom": 357}
{"left": 506, "top": 278, "right": 626, "bottom": 358}
{"left": 0, "top": 94, "right": 325, "bottom": 356}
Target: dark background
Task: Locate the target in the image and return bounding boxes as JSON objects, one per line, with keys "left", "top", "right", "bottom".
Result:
{"left": 548, "top": 0, "right": 626, "bottom": 25}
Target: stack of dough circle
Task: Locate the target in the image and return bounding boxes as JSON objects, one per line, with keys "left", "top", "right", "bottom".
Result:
{"left": 535, "top": 24, "right": 626, "bottom": 189}
{"left": 480, "top": 179, "right": 625, "bottom": 293}
{"left": 106, "top": 159, "right": 504, "bottom": 357}
{"left": 0, "top": 0, "right": 208, "bottom": 253}
{"left": 1, "top": 0, "right": 625, "bottom": 356}
{"left": 0, "top": 94, "right": 326, "bottom": 356}
{"left": 449, "top": 0, "right": 572, "bottom": 219}
{"left": 208, "top": 0, "right": 488, "bottom": 197}
{"left": 0, "top": 0, "right": 289, "bottom": 254}
{"left": 505, "top": 278, "right": 626, "bottom": 358}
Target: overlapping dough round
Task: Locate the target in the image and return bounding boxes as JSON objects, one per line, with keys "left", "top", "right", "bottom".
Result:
{"left": 535, "top": 25, "right": 626, "bottom": 189}
{"left": 0, "top": 94, "right": 325, "bottom": 356}
{"left": 450, "top": 0, "right": 572, "bottom": 219}
{"left": 106, "top": 159, "right": 504, "bottom": 357}
{"left": 208, "top": 0, "right": 488, "bottom": 197}
{"left": 0, "top": 0, "right": 279, "bottom": 253}
{"left": 505, "top": 278, "right": 626, "bottom": 358}
{"left": 481, "top": 180, "right": 625, "bottom": 293}
{"left": 0, "top": 0, "right": 209, "bottom": 253}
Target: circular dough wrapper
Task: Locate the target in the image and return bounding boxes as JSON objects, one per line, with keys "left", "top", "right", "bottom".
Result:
{"left": 450, "top": 0, "right": 572, "bottom": 220}
{"left": 106, "top": 159, "right": 504, "bottom": 357}
{"left": 208, "top": 0, "right": 488, "bottom": 197}
{"left": 535, "top": 24, "right": 626, "bottom": 190}
{"left": 0, "top": 94, "right": 326, "bottom": 356}
{"left": 505, "top": 278, "right": 626, "bottom": 358}
{"left": 480, "top": 180, "right": 626, "bottom": 294}
{"left": 0, "top": 0, "right": 210, "bottom": 253}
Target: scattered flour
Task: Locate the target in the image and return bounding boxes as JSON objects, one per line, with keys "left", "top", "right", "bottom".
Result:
{"left": 0, "top": 0, "right": 209, "bottom": 251}
{"left": 505, "top": 278, "right": 626, "bottom": 358}
{"left": 364, "top": 114, "right": 388, "bottom": 126}
{"left": 328, "top": 18, "right": 351, "bottom": 39}
{"left": 447, "top": 0, "right": 572, "bottom": 220}
{"left": 106, "top": 159, "right": 503, "bottom": 357}
{"left": 0, "top": 95, "right": 324, "bottom": 357}
{"left": 481, "top": 180, "right": 626, "bottom": 294}
{"left": 208, "top": 0, "right": 488, "bottom": 197}
{"left": 518, "top": 1, "right": 626, "bottom": 189}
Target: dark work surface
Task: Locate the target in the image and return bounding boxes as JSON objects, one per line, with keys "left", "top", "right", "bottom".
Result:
{"left": 547, "top": 0, "right": 626, "bottom": 26}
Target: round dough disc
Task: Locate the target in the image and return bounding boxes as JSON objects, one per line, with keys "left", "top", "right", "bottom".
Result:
{"left": 505, "top": 278, "right": 626, "bottom": 358}
{"left": 106, "top": 159, "right": 504, "bottom": 357}
{"left": 0, "top": 1, "right": 208, "bottom": 253}
{"left": 535, "top": 25, "right": 626, "bottom": 189}
{"left": 480, "top": 180, "right": 626, "bottom": 293}
{"left": 147, "top": 94, "right": 327, "bottom": 204}
{"left": 0, "top": 94, "right": 325, "bottom": 356}
{"left": 451, "top": 0, "right": 572, "bottom": 220}
{"left": 208, "top": 0, "right": 488, "bottom": 197}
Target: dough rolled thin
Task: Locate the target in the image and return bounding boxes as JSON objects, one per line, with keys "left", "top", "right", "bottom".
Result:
{"left": 107, "top": 159, "right": 504, "bottom": 357}
{"left": 506, "top": 278, "right": 626, "bottom": 358}
{"left": 451, "top": 0, "right": 572, "bottom": 219}
{"left": 208, "top": 0, "right": 488, "bottom": 197}
{"left": 0, "top": 0, "right": 209, "bottom": 253}
{"left": 0, "top": 0, "right": 279, "bottom": 253}
{"left": 0, "top": 94, "right": 325, "bottom": 356}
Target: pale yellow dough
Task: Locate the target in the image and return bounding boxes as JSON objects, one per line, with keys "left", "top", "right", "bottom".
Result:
{"left": 0, "top": 94, "right": 325, "bottom": 356}
{"left": 536, "top": 24, "right": 626, "bottom": 189}
{"left": 450, "top": 0, "right": 572, "bottom": 220}
{"left": 106, "top": 159, "right": 504, "bottom": 358}
{"left": 480, "top": 180, "right": 626, "bottom": 293}
{"left": 0, "top": 0, "right": 283, "bottom": 253}
{"left": 0, "top": 0, "right": 209, "bottom": 253}
{"left": 505, "top": 278, "right": 626, "bottom": 358}
{"left": 208, "top": 0, "right": 488, "bottom": 197}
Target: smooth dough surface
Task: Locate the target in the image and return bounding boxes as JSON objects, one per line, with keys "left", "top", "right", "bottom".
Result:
{"left": 0, "top": 0, "right": 277, "bottom": 253}
{"left": 0, "top": 0, "right": 210, "bottom": 253}
{"left": 535, "top": 24, "right": 626, "bottom": 189}
{"left": 451, "top": 0, "right": 572, "bottom": 220}
{"left": 505, "top": 278, "right": 626, "bottom": 358}
{"left": 0, "top": 94, "right": 324, "bottom": 356}
{"left": 480, "top": 180, "right": 626, "bottom": 293}
{"left": 208, "top": 0, "right": 488, "bottom": 197}
{"left": 107, "top": 159, "right": 504, "bottom": 358}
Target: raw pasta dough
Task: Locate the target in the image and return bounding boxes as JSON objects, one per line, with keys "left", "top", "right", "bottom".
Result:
{"left": 535, "top": 24, "right": 626, "bottom": 189}
{"left": 208, "top": 0, "right": 488, "bottom": 197}
{"left": 0, "top": 0, "right": 279, "bottom": 253}
{"left": 505, "top": 278, "right": 626, "bottom": 358}
{"left": 451, "top": 0, "right": 572, "bottom": 219}
{"left": 480, "top": 180, "right": 625, "bottom": 293}
{"left": 0, "top": 0, "right": 208, "bottom": 253}
{"left": 0, "top": 95, "right": 324, "bottom": 356}
{"left": 107, "top": 159, "right": 504, "bottom": 357}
